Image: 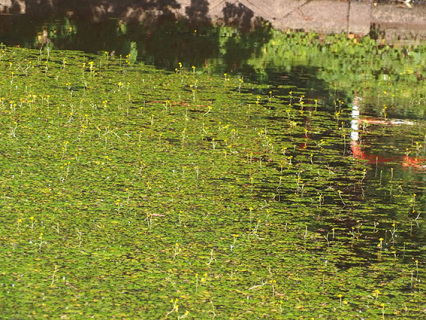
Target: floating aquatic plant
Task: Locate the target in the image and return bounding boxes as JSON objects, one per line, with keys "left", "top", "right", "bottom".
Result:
{"left": 0, "top": 43, "right": 424, "bottom": 319}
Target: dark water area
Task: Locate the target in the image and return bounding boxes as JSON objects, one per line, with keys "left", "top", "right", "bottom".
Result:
{"left": 0, "top": 17, "right": 268, "bottom": 71}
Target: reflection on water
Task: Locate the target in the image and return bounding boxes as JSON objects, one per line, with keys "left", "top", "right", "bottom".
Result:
{"left": 351, "top": 95, "right": 425, "bottom": 171}
{"left": 347, "top": 95, "right": 425, "bottom": 263}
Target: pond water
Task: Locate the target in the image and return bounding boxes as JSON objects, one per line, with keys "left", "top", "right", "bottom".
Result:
{"left": 0, "top": 18, "right": 425, "bottom": 318}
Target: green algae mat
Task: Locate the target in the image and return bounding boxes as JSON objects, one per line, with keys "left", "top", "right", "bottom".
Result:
{"left": 0, "top": 45, "right": 425, "bottom": 319}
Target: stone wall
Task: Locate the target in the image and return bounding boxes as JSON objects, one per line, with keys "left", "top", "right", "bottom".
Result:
{"left": 1, "top": 0, "right": 425, "bottom": 38}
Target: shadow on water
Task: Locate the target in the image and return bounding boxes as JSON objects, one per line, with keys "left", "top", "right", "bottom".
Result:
{"left": 0, "top": 0, "right": 270, "bottom": 70}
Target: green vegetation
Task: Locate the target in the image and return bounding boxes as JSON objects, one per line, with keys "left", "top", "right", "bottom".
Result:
{"left": 0, "top": 33, "right": 424, "bottom": 319}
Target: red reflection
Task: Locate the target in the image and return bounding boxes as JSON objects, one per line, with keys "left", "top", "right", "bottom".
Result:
{"left": 350, "top": 97, "right": 425, "bottom": 171}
